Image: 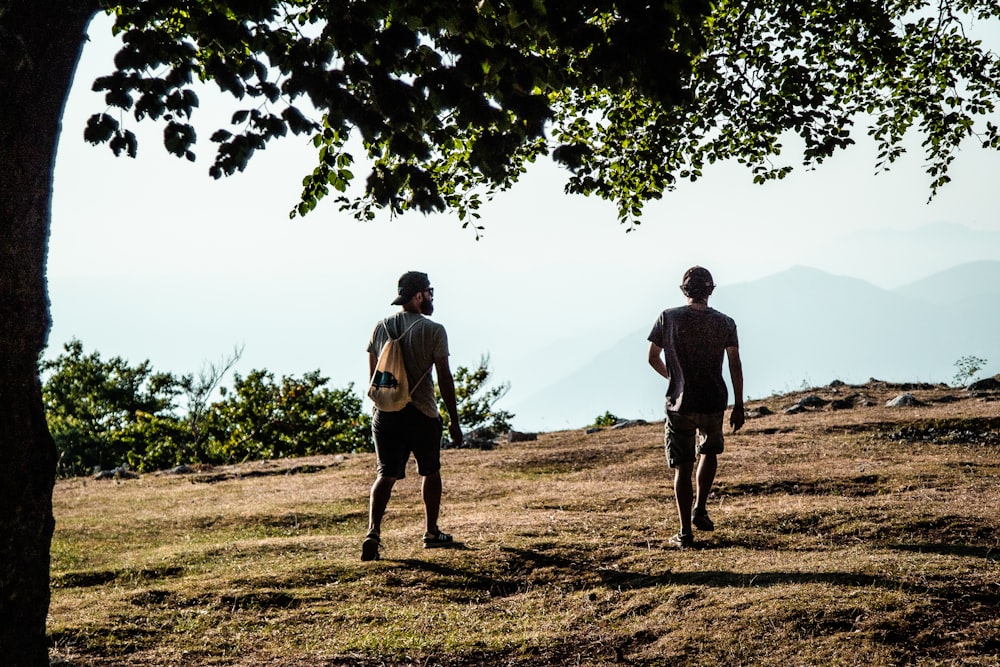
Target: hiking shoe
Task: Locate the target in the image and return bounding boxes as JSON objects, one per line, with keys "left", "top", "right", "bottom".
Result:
{"left": 423, "top": 530, "right": 454, "bottom": 549}
{"left": 692, "top": 508, "right": 715, "bottom": 532}
{"left": 361, "top": 534, "right": 381, "bottom": 561}
{"left": 668, "top": 531, "right": 694, "bottom": 548}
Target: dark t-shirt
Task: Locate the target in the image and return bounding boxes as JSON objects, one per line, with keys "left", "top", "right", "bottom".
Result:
{"left": 647, "top": 305, "right": 739, "bottom": 414}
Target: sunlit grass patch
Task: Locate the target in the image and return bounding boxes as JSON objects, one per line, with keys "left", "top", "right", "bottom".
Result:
{"left": 49, "top": 386, "right": 1000, "bottom": 666}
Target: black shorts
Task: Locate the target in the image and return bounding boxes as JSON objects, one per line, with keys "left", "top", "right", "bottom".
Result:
{"left": 371, "top": 404, "right": 443, "bottom": 479}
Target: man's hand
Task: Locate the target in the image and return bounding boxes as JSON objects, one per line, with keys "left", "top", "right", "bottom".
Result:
{"left": 730, "top": 404, "right": 746, "bottom": 432}
{"left": 448, "top": 420, "right": 464, "bottom": 447}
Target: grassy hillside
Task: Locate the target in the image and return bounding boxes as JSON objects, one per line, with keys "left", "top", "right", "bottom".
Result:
{"left": 48, "top": 381, "right": 1000, "bottom": 666}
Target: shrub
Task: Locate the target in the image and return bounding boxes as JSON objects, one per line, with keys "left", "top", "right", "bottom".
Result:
{"left": 953, "top": 355, "right": 988, "bottom": 387}
{"left": 203, "top": 370, "right": 371, "bottom": 463}
{"left": 41, "top": 341, "right": 371, "bottom": 475}
{"left": 593, "top": 411, "right": 619, "bottom": 427}
{"left": 41, "top": 339, "right": 186, "bottom": 476}
{"left": 438, "top": 354, "right": 514, "bottom": 433}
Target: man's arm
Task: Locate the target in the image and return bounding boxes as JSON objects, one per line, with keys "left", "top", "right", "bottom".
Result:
{"left": 434, "top": 355, "right": 464, "bottom": 447}
{"left": 726, "top": 345, "right": 745, "bottom": 431}
{"left": 648, "top": 342, "right": 670, "bottom": 380}
{"left": 368, "top": 352, "right": 378, "bottom": 380}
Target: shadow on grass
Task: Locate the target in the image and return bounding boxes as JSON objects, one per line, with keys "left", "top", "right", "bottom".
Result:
{"left": 392, "top": 549, "right": 523, "bottom": 598}
{"left": 886, "top": 542, "right": 998, "bottom": 560}
{"left": 52, "top": 565, "right": 184, "bottom": 589}
{"left": 375, "top": 545, "right": 955, "bottom": 598}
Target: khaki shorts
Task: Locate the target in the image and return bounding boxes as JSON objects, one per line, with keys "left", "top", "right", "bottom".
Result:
{"left": 664, "top": 411, "right": 725, "bottom": 468}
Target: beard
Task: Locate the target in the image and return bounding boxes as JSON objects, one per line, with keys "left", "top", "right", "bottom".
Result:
{"left": 420, "top": 299, "right": 434, "bottom": 316}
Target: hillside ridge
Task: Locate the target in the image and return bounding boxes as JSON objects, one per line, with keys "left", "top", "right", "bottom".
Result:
{"left": 49, "top": 376, "right": 1000, "bottom": 666}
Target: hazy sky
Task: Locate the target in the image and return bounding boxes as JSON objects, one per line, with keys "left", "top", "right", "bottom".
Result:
{"left": 47, "top": 13, "right": 1000, "bottom": 429}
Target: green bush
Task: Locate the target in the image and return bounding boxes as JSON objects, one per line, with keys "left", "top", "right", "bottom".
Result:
{"left": 438, "top": 354, "right": 514, "bottom": 433}
{"left": 203, "top": 370, "right": 371, "bottom": 463}
{"left": 41, "top": 339, "right": 186, "bottom": 476}
{"left": 122, "top": 412, "right": 192, "bottom": 472}
{"left": 41, "top": 340, "right": 371, "bottom": 475}
{"left": 593, "top": 411, "right": 619, "bottom": 427}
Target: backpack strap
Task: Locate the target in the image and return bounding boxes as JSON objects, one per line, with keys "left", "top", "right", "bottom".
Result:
{"left": 382, "top": 317, "right": 432, "bottom": 391}
{"left": 382, "top": 316, "right": 422, "bottom": 340}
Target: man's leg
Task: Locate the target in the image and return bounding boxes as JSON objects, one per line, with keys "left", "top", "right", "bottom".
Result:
{"left": 368, "top": 474, "right": 397, "bottom": 536}
{"left": 411, "top": 407, "right": 445, "bottom": 541}
{"left": 421, "top": 471, "right": 442, "bottom": 536}
{"left": 694, "top": 453, "right": 718, "bottom": 512}
{"left": 665, "top": 411, "right": 697, "bottom": 544}
{"left": 362, "top": 474, "right": 396, "bottom": 561}
{"left": 673, "top": 462, "right": 694, "bottom": 535}
{"left": 691, "top": 413, "right": 724, "bottom": 532}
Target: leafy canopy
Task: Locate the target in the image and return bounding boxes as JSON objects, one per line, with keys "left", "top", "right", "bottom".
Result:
{"left": 88, "top": 1, "right": 1000, "bottom": 227}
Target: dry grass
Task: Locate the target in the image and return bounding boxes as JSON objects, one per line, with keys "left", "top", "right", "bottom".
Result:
{"left": 48, "top": 381, "right": 1000, "bottom": 666}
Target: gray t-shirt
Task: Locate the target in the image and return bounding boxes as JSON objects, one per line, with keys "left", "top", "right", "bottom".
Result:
{"left": 648, "top": 305, "right": 739, "bottom": 414}
{"left": 367, "top": 311, "right": 449, "bottom": 419}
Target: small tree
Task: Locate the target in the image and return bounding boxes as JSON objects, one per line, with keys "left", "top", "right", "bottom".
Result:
{"left": 953, "top": 355, "right": 988, "bottom": 387}
{"left": 178, "top": 344, "right": 244, "bottom": 460}
{"left": 438, "top": 354, "right": 513, "bottom": 434}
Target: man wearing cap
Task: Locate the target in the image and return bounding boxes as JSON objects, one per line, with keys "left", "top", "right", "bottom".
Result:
{"left": 647, "top": 266, "right": 745, "bottom": 548}
{"left": 361, "top": 271, "right": 464, "bottom": 561}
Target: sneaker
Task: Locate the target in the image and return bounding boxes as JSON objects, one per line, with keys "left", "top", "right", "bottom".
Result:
{"left": 692, "top": 508, "right": 715, "bottom": 532}
{"left": 423, "top": 530, "right": 454, "bottom": 549}
{"left": 668, "top": 531, "right": 694, "bottom": 548}
{"left": 361, "top": 533, "right": 380, "bottom": 561}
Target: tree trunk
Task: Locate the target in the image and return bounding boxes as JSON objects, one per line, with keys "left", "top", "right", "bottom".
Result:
{"left": 0, "top": 3, "right": 98, "bottom": 664}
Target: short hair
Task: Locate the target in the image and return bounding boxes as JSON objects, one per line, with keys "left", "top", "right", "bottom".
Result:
{"left": 680, "top": 266, "right": 715, "bottom": 300}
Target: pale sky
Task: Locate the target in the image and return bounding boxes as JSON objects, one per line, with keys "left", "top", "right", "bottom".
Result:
{"left": 47, "top": 13, "right": 1000, "bottom": 430}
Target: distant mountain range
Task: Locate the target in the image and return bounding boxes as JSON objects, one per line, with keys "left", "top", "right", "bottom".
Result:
{"left": 799, "top": 223, "right": 1000, "bottom": 288}
{"left": 507, "top": 260, "right": 1000, "bottom": 432}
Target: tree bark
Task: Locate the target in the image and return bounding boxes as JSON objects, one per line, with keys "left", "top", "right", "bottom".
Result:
{"left": 0, "top": 2, "right": 98, "bottom": 664}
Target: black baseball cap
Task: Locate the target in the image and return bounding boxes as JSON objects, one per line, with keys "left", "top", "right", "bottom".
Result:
{"left": 391, "top": 271, "right": 431, "bottom": 305}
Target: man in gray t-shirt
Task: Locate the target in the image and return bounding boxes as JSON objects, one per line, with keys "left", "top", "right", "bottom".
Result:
{"left": 361, "top": 271, "right": 463, "bottom": 562}
{"left": 647, "top": 266, "right": 745, "bottom": 548}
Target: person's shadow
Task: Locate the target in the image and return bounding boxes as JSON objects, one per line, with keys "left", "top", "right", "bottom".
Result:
{"left": 371, "top": 543, "right": 975, "bottom": 599}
